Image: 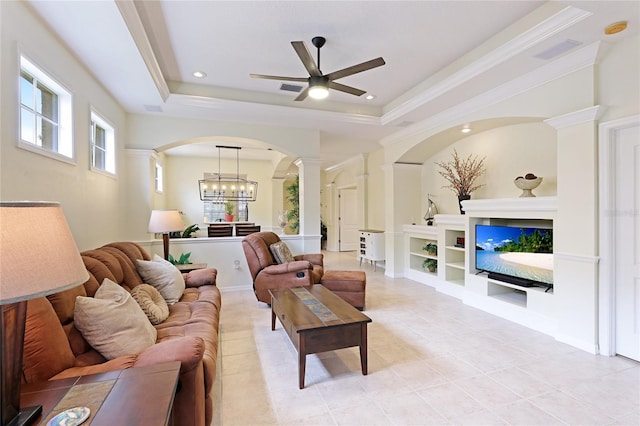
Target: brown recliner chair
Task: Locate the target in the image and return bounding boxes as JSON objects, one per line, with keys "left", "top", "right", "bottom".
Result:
{"left": 242, "top": 231, "right": 324, "bottom": 304}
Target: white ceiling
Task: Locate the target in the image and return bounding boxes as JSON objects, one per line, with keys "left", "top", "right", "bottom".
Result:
{"left": 26, "top": 1, "right": 639, "bottom": 166}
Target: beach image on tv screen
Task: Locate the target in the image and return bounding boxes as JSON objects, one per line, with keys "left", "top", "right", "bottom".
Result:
{"left": 476, "top": 226, "right": 553, "bottom": 285}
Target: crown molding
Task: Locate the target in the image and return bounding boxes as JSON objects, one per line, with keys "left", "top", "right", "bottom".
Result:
{"left": 324, "top": 154, "right": 365, "bottom": 172}
{"left": 167, "top": 93, "right": 382, "bottom": 127}
{"left": 544, "top": 105, "right": 605, "bottom": 129}
{"left": 380, "top": 6, "right": 592, "bottom": 125}
{"left": 115, "top": 0, "right": 170, "bottom": 101}
{"left": 380, "top": 41, "right": 601, "bottom": 147}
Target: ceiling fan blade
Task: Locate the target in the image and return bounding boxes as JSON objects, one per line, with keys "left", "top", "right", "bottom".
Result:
{"left": 328, "top": 81, "right": 366, "bottom": 97}
{"left": 325, "top": 57, "right": 386, "bottom": 81}
{"left": 250, "top": 74, "right": 308, "bottom": 82}
{"left": 294, "top": 86, "right": 310, "bottom": 101}
{"left": 291, "top": 41, "right": 321, "bottom": 77}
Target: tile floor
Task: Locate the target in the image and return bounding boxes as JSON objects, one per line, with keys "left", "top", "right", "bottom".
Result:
{"left": 216, "top": 251, "right": 639, "bottom": 425}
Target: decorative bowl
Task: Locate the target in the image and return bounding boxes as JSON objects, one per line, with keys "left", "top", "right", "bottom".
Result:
{"left": 514, "top": 175, "right": 542, "bottom": 197}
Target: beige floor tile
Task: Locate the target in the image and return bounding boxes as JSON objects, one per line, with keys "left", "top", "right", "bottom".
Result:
{"left": 316, "top": 375, "right": 370, "bottom": 410}
{"left": 330, "top": 401, "right": 391, "bottom": 426}
{"left": 377, "top": 392, "right": 448, "bottom": 425}
{"left": 490, "top": 399, "right": 565, "bottom": 425}
{"left": 425, "top": 355, "right": 484, "bottom": 381}
{"left": 271, "top": 386, "right": 330, "bottom": 424}
{"left": 454, "top": 375, "right": 521, "bottom": 406}
{"left": 215, "top": 250, "right": 639, "bottom": 426}
{"left": 451, "top": 409, "right": 508, "bottom": 425}
{"left": 529, "top": 390, "right": 617, "bottom": 425}
{"left": 221, "top": 337, "right": 257, "bottom": 356}
{"left": 487, "top": 366, "right": 553, "bottom": 398}
{"left": 390, "top": 359, "right": 449, "bottom": 390}
{"left": 417, "top": 382, "right": 485, "bottom": 419}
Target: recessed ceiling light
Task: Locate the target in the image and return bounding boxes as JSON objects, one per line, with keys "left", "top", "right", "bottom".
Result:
{"left": 461, "top": 127, "right": 471, "bottom": 134}
{"left": 605, "top": 21, "right": 627, "bottom": 35}
{"left": 365, "top": 94, "right": 376, "bottom": 100}
{"left": 193, "top": 71, "right": 207, "bottom": 78}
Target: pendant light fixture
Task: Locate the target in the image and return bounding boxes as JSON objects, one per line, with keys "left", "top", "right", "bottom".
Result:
{"left": 198, "top": 145, "right": 258, "bottom": 202}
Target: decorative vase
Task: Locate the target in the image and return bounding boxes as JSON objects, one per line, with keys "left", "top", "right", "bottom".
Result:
{"left": 225, "top": 214, "right": 234, "bottom": 222}
{"left": 457, "top": 195, "right": 471, "bottom": 214}
{"left": 514, "top": 174, "right": 542, "bottom": 197}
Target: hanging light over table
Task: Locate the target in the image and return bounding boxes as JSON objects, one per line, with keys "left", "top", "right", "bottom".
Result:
{"left": 198, "top": 145, "right": 258, "bottom": 202}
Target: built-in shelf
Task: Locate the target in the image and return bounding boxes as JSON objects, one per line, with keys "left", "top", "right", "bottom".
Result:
{"left": 403, "top": 197, "right": 559, "bottom": 340}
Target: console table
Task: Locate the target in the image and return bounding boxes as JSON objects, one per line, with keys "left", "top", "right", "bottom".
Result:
{"left": 20, "top": 362, "right": 180, "bottom": 426}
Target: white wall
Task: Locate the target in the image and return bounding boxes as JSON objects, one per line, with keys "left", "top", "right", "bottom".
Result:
{"left": 423, "top": 122, "right": 557, "bottom": 216}
{"left": 599, "top": 34, "right": 640, "bottom": 122}
{"left": 0, "top": 1, "right": 128, "bottom": 250}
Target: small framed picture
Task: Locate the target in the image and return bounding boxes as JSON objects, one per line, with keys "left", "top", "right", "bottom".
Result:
{"left": 455, "top": 237, "right": 465, "bottom": 248}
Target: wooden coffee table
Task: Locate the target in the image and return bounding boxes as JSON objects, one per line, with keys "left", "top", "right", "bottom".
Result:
{"left": 269, "top": 284, "right": 372, "bottom": 389}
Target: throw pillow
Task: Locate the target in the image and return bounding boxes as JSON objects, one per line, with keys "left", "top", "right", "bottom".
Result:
{"left": 136, "top": 254, "right": 185, "bottom": 305}
{"left": 130, "top": 284, "right": 169, "bottom": 325}
{"left": 74, "top": 278, "right": 157, "bottom": 360}
{"left": 270, "top": 241, "right": 295, "bottom": 264}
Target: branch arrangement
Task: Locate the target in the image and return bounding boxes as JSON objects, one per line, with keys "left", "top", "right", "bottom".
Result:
{"left": 435, "top": 149, "right": 486, "bottom": 197}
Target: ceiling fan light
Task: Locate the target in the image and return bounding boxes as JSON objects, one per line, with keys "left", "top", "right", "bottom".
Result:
{"left": 309, "top": 85, "right": 329, "bottom": 99}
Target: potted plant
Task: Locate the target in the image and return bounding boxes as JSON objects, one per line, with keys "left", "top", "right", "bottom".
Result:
{"left": 225, "top": 201, "right": 234, "bottom": 222}
{"left": 168, "top": 252, "right": 192, "bottom": 265}
{"left": 285, "top": 176, "right": 299, "bottom": 234}
{"left": 423, "top": 258, "right": 437, "bottom": 273}
{"left": 422, "top": 242, "right": 437, "bottom": 256}
{"left": 435, "top": 149, "right": 486, "bottom": 214}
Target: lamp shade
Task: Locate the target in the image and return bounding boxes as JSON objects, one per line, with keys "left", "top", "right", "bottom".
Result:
{"left": 0, "top": 202, "right": 89, "bottom": 304}
{"left": 148, "top": 209, "right": 184, "bottom": 233}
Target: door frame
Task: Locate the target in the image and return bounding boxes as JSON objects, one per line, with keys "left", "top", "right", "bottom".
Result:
{"left": 598, "top": 114, "right": 640, "bottom": 356}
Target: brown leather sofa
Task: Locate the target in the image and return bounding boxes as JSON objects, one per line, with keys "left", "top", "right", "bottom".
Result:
{"left": 21, "top": 242, "right": 221, "bottom": 426}
{"left": 242, "top": 231, "right": 324, "bottom": 303}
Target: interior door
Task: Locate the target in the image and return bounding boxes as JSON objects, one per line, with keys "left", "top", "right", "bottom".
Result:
{"left": 339, "top": 188, "right": 358, "bottom": 251}
{"left": 614, "top": 124, "right": 640, "bottom": 361}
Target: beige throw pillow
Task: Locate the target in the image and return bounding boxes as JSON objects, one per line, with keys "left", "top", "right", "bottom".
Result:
{"left": 270, "top": 241, "right": 295, "bottom": 264}
{"left": 130, "top": 284, "right": 169, "bottom": 325}
{"left": 74, "top": 278, "right": 157, "bottom": 360}
{"left": 136, "top": 254, "right": 185, "bottom": 305}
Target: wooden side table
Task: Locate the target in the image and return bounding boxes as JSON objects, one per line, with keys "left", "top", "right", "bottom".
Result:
{"left": 175, "top": 263, "right": 207, "bottom": 273}
{"left": 20, "top": 362, "right": 180, "bottom": 426}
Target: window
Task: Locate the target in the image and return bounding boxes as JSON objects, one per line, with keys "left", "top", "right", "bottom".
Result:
{"left": 90, "top": 111, "right": 115, "bottom": 174}
{"left": 155, "top": 162, "right": 163, "bottom": 192}
{"left": 19, "top": 55, "right": 73, "bottom": 159}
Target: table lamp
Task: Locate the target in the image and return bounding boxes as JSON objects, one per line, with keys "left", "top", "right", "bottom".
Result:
{"left": 1, "top": 202, "right": 89, "bottom": 426}
{"left": 148, "top": 209, "right": 184, "bottom": 260}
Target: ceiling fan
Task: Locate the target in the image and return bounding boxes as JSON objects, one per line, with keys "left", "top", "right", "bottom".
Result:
{"left": 250, "top": 36, "right": 385, "bottom": 101}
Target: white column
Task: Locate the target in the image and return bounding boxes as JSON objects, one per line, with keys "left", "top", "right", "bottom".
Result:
{"left": 383, "top": 162, "right": 423, "bottom": 278}
{"left": 271, "top": 177, "right": 285, "bottom": 232}
{"left": 295, "top": 157, "right": 322, "bottom": 253}
{"left": 545, "top": 105, "right": 603, "bottom": 353}
{"left": 356, "top": 173, "right": 368, "bottom": 230}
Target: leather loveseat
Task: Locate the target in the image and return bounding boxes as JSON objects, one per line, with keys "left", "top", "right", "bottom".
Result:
{"left": 21, "top": 242, "right": 221, "bottom": 426}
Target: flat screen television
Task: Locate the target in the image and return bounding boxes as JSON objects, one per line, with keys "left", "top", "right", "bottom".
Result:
{"left": 475, "top": 224, "right": 553, "bottom": 290}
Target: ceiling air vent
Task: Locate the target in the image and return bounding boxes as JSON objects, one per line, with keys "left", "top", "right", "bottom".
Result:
{"left": 280, "top": 83, "right": 303, "bottom": 93}
{"left": 396, "top": 121, "right": 414, "bottom": 128}
{"left": 144, "top": 104, "right": 163, "bottom": 112}
{"left": 534, "top": 39, "right": 583, "bottom": 60}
